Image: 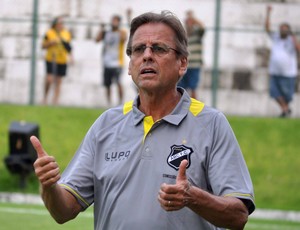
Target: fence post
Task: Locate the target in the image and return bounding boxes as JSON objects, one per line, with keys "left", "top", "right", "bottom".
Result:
{"left": 211, "top": 0, "right": 221, "bottom": 108}
{"left": 29, "top": 0, "right": 39, "bottom": 105}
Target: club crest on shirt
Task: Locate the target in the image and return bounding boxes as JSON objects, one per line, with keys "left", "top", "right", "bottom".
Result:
{"left": 167, "top": 145, "right": 193, "bottom": 170}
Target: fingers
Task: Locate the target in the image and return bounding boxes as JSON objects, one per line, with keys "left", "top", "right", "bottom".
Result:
{"left": 35, "top": 162, "right": 61, "bottom": 188}
{"left": 34, "top": 158, "right": 58, "bottom": 176}
{"left": 30, "top": 136, "right": 48, "bottom": 158}
{"left": 34, "top": 156, "right": 61, "bottom": 188}
{"left": 158, "top": 159, "right": 191, "bottom": 211}
{"left": 30, "top": 136, "right": 60, "bottom": 188}
{"left": 159, "top": 159, "right": 189, "bottom": 195}
{"left": 157, "top": 191, "right": 185, "bottom": 211}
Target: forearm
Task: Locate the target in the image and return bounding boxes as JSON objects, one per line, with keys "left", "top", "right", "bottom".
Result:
{"left": 265, "top": 16, "right": 271, "bottom": 33}
{"left": 265, "top": 8, "right": 271, "bottom": 33}
{"left": 95, "top": 31, "right": 104, "bottom": 42}
{"left": 41, "top": 183, "right": 81, "bottom": 224}
{"left": 42, "top": 40, "right": 58, "bottom": 49}
{"left": 61, "top": 40, "right": 72, "bottom": 53}
{"left": 186, "top": 186, "right": 248, "bottom": 230}
{"left": 194, "top": 19, "right": 205, "bottom": 30}
{"left": 291, "top": 35, "right": 300, "bottom": 53}
{"left": 42, "top": 41, "right": 53, "bottom": 49}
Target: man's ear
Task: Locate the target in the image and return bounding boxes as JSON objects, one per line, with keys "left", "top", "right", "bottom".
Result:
{"left": 128, "top": 60, "right": 132, "bottom": 75}
{"left": 179, "top": 57, "right": 188, "bottom": 78}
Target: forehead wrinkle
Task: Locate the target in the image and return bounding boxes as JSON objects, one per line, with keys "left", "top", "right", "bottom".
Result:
{"left": 131, "top": 23, "right": 175, "bottom": 46}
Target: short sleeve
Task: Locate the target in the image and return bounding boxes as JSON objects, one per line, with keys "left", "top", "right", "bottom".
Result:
{"left": 207, "top": 112, "right": 255, "bottom": 214}
{"left": 58, "top": 126, "right": 96, "bottom": 210}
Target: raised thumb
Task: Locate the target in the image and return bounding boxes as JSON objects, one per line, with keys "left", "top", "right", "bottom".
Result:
{"left": 30, "top": 136, "right": 48, "bottom": 158}
{"left": 176, "top": 159, "right": 188, "bottom": 183}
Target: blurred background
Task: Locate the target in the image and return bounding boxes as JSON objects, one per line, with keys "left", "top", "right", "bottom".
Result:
{"left": 1, "top": 1, "right": 300, "bottom": 229}
{"left": 0, "top": 0, "right": 299, "bottom": 116}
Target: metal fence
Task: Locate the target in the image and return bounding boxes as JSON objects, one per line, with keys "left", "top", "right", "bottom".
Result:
{"left": 0, "top": 0, "right": 299, "bottom": 116}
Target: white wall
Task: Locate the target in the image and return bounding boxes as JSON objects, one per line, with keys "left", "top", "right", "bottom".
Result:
{"left": 0, "top": 0, "right": 299, "bottom": 116}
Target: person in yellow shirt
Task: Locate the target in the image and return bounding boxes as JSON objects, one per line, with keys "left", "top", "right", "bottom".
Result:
{"left": 42, "top": 16, "right": 72, "bottom": 105}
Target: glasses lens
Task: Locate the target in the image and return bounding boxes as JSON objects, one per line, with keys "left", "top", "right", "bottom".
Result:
{"left": 132, "top": 45, "right": 146, "bottom": 56}
{"left": 152, "top": 44, "right": 168, "bottom": 56}
{"left": 130, "top": 44, "right": 175, "bottom": 57}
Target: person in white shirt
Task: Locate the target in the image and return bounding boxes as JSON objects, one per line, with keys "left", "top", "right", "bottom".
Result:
{"left": 265, "top": 5, "right": 300, "bottom": 117}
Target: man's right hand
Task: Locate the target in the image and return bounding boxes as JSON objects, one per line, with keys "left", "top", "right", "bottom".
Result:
{"left": 30, "top": 136, "right": 61, "bottom": 190}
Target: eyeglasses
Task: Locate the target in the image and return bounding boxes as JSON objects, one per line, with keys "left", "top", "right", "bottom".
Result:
{"left": 127, "top": 44, "right": 178, "bottom": 57}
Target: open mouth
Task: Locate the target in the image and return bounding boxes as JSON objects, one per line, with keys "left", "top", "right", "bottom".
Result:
{"left": 141, "top": 68, "right": 157, "bottom": 74}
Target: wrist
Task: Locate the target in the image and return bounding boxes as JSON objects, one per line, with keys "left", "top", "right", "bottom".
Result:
{"left": 184, "top": 181, "right": 192, "bottom": 194}
{"left": 183, "top": 181, "right": 193, "bottom": 206}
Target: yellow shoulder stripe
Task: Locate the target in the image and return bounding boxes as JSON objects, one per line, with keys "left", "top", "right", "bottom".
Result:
{"left": 224, "top": 192, "right": 254, "bottom": 200}
{"left": 123, "top": 100, "right": 134, "bottom": 115}
{"left": 189, "top": 98, "right": 205, "bottom": 116}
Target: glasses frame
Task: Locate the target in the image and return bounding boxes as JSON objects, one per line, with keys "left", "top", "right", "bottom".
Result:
{"left": 127, "top": 43, "right": 179, "bottom": 57}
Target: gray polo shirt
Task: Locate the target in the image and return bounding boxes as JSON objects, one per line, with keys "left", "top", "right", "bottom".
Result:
{"left": 59, "top": 88, "right": 255, "bottom": 230}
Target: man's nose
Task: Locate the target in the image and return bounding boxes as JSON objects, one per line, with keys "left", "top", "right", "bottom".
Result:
{"left": 143, "top": 47, "right": 154, "bottom": 61}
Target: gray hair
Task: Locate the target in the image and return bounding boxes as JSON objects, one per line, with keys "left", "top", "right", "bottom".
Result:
{"left": 126, "top": 11, "right": 189, "bottom": 59}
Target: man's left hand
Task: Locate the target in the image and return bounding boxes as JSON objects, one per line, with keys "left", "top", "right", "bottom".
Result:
{"left": 158, "top": 159, "right": 191, "bottom": 211}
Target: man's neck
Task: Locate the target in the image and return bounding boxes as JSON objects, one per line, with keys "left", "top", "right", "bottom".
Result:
{"left": 138, "top": 89, "right": 181, "bottom": 122}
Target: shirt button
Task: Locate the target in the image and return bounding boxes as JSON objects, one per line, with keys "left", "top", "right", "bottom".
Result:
{"left": 145, "top": 147, "right": 150, "bottom": 152}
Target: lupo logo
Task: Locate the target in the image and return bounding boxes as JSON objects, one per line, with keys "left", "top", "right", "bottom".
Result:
{"left": 105, "top": 151, "right": 131, "bottom": 161}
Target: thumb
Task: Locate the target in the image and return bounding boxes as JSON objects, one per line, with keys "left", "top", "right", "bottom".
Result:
{"left": 176, "top": 159, "right": 188, "bottom": 183}
{"left": 30, "top": 136, "right": 48, "bottom": 158}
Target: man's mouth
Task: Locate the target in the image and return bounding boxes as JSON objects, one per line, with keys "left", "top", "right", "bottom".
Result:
{"left": 140, "top": 68, "right": 157, "bottom": 74}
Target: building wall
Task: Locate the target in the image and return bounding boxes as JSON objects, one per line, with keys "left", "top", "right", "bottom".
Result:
{"left": 0, "top": 0, "right": 299, "bottom": 116}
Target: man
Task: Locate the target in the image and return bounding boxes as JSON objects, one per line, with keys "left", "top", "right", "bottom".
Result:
{"left": 31, "top": 11, "right": 255, "bottom": 230}
{"left": 95, "top": 15, "right": 127, "bottom": 106}
{"left": 265, "top": 5, "right": 300, "bottom": 117}
{"left": 178, "top": 10, "right": 205, "bottom": 99}
{"left": 42, "top": 16, "right": 72, "bottom": 105}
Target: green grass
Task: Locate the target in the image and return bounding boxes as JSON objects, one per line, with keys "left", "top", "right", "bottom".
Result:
{"left": 246, "top": 218, "right": 300, "bottom": 230}
{"left": 0, "top": 202, "right": 93, "bottom": 230}
{"left": 0, "top": 202, "right": 299, "bottom": 230}
{"left": 0, "top": 104, "right": 104, "bottom": 193}
{"left": 1, "top": 104, "right": 300, "bottom": 212}
{"left": 229, "top": 117, "right": 300, "bottom": 211}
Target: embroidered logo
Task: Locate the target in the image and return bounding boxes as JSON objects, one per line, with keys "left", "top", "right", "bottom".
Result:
{"left": 167, "top": 145, "right": 193, "bottom": 170}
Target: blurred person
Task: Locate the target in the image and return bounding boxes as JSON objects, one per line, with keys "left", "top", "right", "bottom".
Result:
{"left": 126, "top": 8, "right": 133, "bottom": 25}
{"left": 42, "top": 16, "right": 73, "bottom": 105}
{"left": 30, "top": 11, "right": 255, "bottom": 230}
{"left": 177, "top": 10, "right": 205, "bottom": 99}
{"left": 95, "top": 14, "right": 127, "bottom": 106}
{"left": 265, "top": 5, "right": 300, "bottom": 117}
